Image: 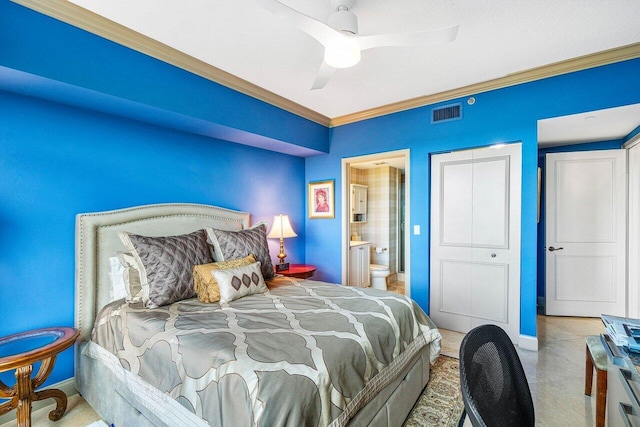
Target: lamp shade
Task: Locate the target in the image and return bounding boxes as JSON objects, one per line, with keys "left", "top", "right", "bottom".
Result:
{"left": 267, "top": 214, "right": 297, "bottom": 239}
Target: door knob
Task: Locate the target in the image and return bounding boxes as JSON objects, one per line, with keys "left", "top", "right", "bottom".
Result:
{"left": 548, "top": 246, "right": 564, "bottom": 252}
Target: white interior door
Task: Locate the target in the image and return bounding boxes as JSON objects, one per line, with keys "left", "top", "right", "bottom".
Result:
{"left": 545, "top": 150, "right": 627, "bottom": 317}
{"left": 430, "top": 143, "right": 522, "bottom": 342}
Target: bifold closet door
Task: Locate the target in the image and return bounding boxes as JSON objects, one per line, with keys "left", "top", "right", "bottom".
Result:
{"left": 430, "top": 143, "right": 521, "bottom": 342}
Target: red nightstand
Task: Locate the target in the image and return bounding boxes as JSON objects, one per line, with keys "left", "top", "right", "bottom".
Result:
{"left": 276, "top": 264, "right": 317, "bottom": 279}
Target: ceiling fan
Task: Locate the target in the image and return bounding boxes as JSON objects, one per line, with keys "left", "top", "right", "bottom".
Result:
{"left": 255, "top": 0, "right": 459, "bottom": 90}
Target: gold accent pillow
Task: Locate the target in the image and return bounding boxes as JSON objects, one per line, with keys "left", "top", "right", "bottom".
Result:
{"left": 193, "top": 254, "right": 257, "bottom": 303}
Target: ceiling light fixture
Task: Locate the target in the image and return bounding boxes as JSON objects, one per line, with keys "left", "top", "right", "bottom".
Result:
{"left": 324, "top": 42, "right": 361, "bottom": 68}
{"left": 255, "top": 0, "right": 459, "bottom": 89}
{"left": 324, "top": 1, "right": 360, "bottom": 68}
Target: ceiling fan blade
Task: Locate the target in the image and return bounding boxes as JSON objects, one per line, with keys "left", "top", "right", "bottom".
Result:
{"left": 311, "top": 61, "right": 337, "bottom": 90}
{"left": 357, "top": 24, "right": 459, "bottom": 51}
{"left": 254, "top": 0, "right": 345, "bottom": 47}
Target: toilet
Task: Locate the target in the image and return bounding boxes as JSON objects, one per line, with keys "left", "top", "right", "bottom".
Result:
{"left": 370, "top": 264, "right": 390, "bottom": 290}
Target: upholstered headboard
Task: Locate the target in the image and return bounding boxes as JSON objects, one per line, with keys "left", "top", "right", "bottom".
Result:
{"left": 74, "top": 203, "right": 250, "bottom": 343}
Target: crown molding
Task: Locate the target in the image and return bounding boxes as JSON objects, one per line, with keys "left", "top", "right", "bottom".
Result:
{"left": 330, "top": 42, "right": 640, "bottom": 127}
{"left": 10, "top": 0, "right": 332, "bottom": 127}
{"left": 11, "top": 1, "right": 640, "bottom": 130}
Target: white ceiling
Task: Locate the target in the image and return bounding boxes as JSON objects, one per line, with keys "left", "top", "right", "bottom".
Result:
{"left": 66, "top": 0, "right": 640, "bottom": 121}
{"left": 538, "top": 104, "right": 640, "bottom": 148}
{"left": 351, "top": 156, "right": 406, "bottom": 171}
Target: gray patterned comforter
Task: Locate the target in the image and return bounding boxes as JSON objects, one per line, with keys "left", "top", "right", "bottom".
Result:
{"left": 92, "top": 280, "right": 441, "bottom": 427}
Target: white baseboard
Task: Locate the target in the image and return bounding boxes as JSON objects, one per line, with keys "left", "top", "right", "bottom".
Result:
{"left": 0, "top": 377, "right": 77, "bottom": 425}
{"left": 518, "top": 334, "right": 539, "bottom": 352}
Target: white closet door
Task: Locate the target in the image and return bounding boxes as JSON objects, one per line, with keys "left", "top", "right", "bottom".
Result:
{"left": 430, "top": 143, "right": 521, "bottom": 342}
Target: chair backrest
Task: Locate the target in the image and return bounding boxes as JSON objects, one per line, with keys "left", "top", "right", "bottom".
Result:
{"left": 459, "top": 324, "right": 535, "bottom": 427}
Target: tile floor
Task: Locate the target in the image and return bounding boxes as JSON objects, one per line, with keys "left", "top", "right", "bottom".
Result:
{"left": 1, "top": 316, "right": 605, "bottom": 427}
{"left": 441, "top": 315, "right": 605, "bottom": 426}
{"left": 0, "top": 394, "right": 102, "bottom": 427}
{"left": 386, "top": 279, "right": 405, "bottom": 295}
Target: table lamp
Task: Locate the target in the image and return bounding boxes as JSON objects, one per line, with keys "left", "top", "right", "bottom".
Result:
{"left": 267, "top": 214, "right": 297, "bottom": 271}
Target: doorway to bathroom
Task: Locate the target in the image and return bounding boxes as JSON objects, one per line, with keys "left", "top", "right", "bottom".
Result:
{"left": 341, "top": 150, "right": 410, "bottom": 296}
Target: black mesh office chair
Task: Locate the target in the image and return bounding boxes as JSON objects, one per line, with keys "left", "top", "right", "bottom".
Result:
{"left": 458, "top": 324, "right": 535, "bottom": 427}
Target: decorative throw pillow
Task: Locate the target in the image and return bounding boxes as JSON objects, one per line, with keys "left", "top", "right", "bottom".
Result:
{"left": 193, "top": 254, "right": 257, "bottom": 303}
{"left": 116, "top": 252, "right": 144, "bottom": 303}
{"left": 212, "top": 261, "right": 268, "bottom": 305}
{"left": 206, "top": 224, "right": 275, "bottom": 280}
{"left": 119, "top": 229, "right": 212, "bottom": 308}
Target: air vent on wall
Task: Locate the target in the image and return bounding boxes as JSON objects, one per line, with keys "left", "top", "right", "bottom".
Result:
{"left": 431, "top": 103, "right": 462, "bottom": 124}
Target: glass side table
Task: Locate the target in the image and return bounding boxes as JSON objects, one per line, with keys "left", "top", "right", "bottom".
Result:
{"left": 0, "top": 327, "right": 79, "bottom": 427}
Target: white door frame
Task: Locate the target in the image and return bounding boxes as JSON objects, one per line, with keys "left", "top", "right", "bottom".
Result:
{"left": 625, "top": 134, "right": 640, "bottom": 318}
{"left": 341, "top": 149, "right": 411, "bottom": 295}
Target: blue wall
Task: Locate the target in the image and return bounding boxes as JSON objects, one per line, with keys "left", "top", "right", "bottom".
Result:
{"left": 0, "top": 0, "right": 329, "bottom": 155}
{"left": 306, "top": 59, "right": 640, "bottom": 339}
{"left": 0, "top": 90, "right": 307, "bottom": 387}
{"left": 0, "top": 0, "right": 316, "bottom": 388}
{"left": 1, "top": 0, "right": 640, "bottom": 390}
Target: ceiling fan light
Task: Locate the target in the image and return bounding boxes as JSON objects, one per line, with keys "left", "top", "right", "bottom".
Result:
{"left": 324, "top": 46, "right": 361, "bottom": 68}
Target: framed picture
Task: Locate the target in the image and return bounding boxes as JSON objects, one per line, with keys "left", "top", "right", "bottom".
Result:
{"left": 308, "top": 180, "right": 335, "bottom": 219}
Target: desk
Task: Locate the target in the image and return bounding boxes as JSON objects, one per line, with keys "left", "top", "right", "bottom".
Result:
{"left": 0, "top": 327, "right": 79, "bottom": 427}
{"left": 276, "top": 264, "right": 317, "bottom": 279}
{"left": 601, "top": 315, "right": 640, "bottom": 426}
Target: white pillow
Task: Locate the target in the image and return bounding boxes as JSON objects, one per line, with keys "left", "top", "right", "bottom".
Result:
{"left": 211, "top": 261, "right": 269, "bottom": 305}
{"left": 116, "top": 252, "right": 144, "bottom": 303}
{"left": 108, "top": 256, "right": 128, "bottom": 302}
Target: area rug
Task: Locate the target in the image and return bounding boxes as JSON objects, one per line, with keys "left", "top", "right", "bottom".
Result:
{"left": 404, "top": 355, "right": 465, "bottom": 427}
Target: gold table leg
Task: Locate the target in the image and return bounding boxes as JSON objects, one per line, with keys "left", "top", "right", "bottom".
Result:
{"left": 0, "top": 355, "right": 67, "bottom": 426}
{"left": 15, "top": 364, "right": 33, "bottom": 427}
{"left": 33, "top": 388, "right": 67, "bottom": 421}
{"left": 0, "top": 379, "right": 18, "bottom": 415}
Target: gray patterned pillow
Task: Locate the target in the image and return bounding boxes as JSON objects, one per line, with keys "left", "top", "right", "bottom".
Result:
{"left": 211, "top": 261, "right": 268, "bottom": 304}
{"left": 206, "top": 224, "right": 274, "bottom": 280}
{"left": 119, "top": 229, "right": 212, "bottom": 308}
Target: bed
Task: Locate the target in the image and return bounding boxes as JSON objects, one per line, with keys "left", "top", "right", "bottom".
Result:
{"left": 74, "top": 203, "right": 441, "bottom": 427}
